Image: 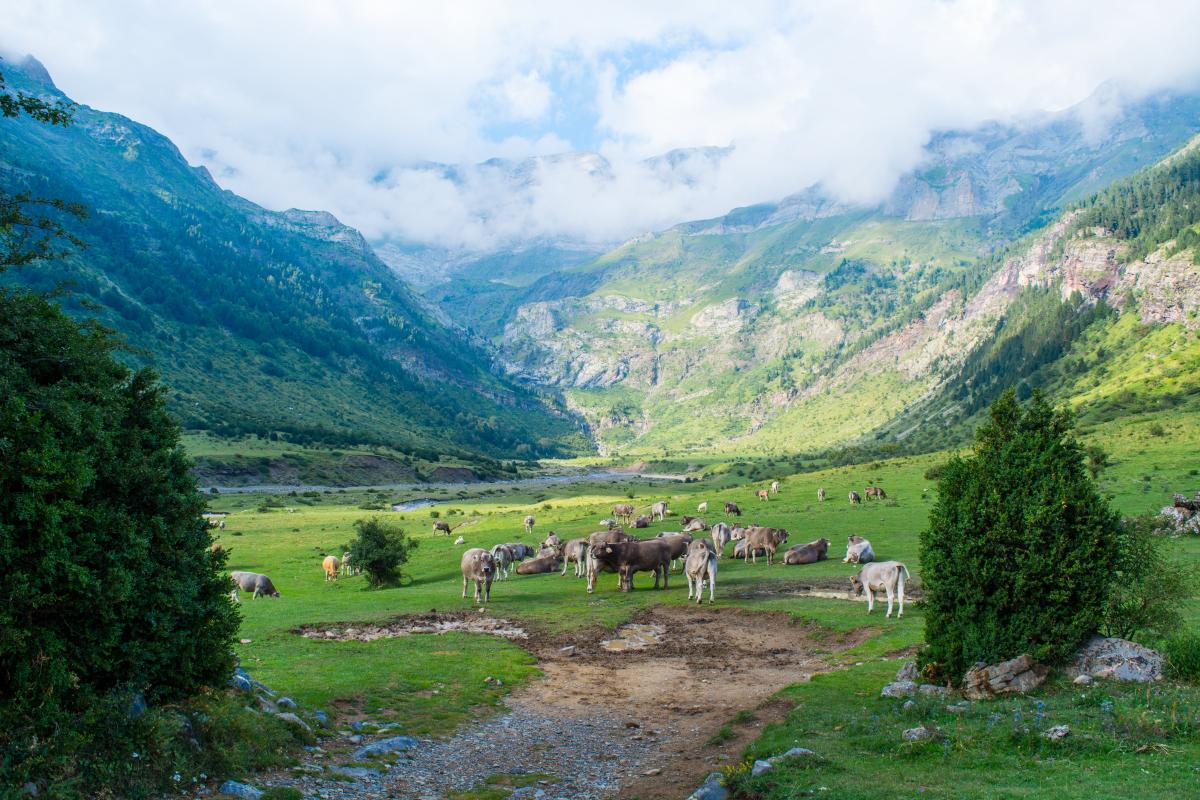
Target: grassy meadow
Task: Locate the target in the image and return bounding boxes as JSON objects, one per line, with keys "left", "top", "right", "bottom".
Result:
{"left": 211, "top": 408, "right": 1200, "bottom": 796}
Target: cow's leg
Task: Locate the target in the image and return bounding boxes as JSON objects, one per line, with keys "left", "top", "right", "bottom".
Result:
{"left": 885, "top": 585, "right": 894, "bottom": 618}
{"left": 896, "top": 575, "right": 905, "bottom": 618}
{"left": 485, "top": 577, "right": 492, "bottom": 603}
{"left": 707, "top": 564, "right": 716, "bottom": 603}
{"left": 462, "top": 575, "right": 468, "bottom": 599}
{"left": 662, "top": 563, "right": 669, "bottom": 590}
{"left": 865, "top": 588, "right": 874, "bottom": 613}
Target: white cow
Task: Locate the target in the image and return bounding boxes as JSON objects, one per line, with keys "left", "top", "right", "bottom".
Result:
{"left": 523, "top": 515, "right": 536, "bottom": 534}
{"left": 842, "top": 535, "right": 875, "bottom": 564}
{"left": 849, "top": 561, "right": 909, "bottom": 618}
{"left": 684, "top": 540, "right": 717, "bottom": 604}
{"left": 710, "top": 522, "right": 733, "bottom": 557}
{"left": 697, "top": 501, "right": 708, "bottom": 513}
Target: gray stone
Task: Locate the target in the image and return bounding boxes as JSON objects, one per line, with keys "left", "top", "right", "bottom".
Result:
{"left": 251, "top": 680, "right": 275, "bottom": 697}
{"left": 902, "top": 725, "right": 936, "bottom": 742}
{"left": 311, "top": 710, "right": 329, "bottom": 726}
{"left": 351, "top": 735, "right": 420, "bottom": 759}
{"left": 902, "top": 700, "right": 916, "bottom": 711}
{"left": 881, "top": 680, "right": 919, "bottom": 698}
{"left": 331, "top": 766, "right": 382, "bottom": 779}
{"left": 751, "top": 759, "right": 773, "bottom": 776}
{"left": 895, "top": 661, "right": 919, "bottom": 682}
{"left": 963, "top": 654, "right": 1047, "bottom": 699}
{"left": 1068, "top": 636, "right": 1164, "bottom": 683}
{"left": 275, "top": 712, "right": 311, "bottom": 732}
{"left": 350, "top": 720, "right": 367, "bottom": 732}
{"left": 1073, "top": 674, "right": 1093, "bottom": 686}
{"left": 1043, "top": 724, "right": 1071, "bottom": 742}
{"left": 917, "top": 683, "right": 949, "bottom": 696}
{"left": 349, "top": 734, "right": 363, "bottom": 745}
{"left": 229, "top": 674, "right": 253, "bottom": 692}
{"left": 277, "top": 696, "right": 297, "bottom": 710}
{"left": 217, "top": 780, "right": 263, "bottom": 800}
{"left": 686, "top": 772, "right": 728, "bottom": 800}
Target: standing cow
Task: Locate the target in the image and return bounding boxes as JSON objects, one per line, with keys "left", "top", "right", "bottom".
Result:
{"left": 817, "top": 487, "right": 826, "bottom": 502}
{"left": 230, "top": 571, "right": 280, "bottom": 599}
{"left": 697, "top": 501, "right": 708, "bottom": 513}
{"left": 685, "top": 539, "right": 718, "bottom": 604}
{"left": 322, "top": 555, "right": 340, "bottom": 581}
{"left": 650, "top": 500, "right": 669, "bottom": 521}
{"left": 850, "top": 561, "right": 910, "bottom": 618}
{"left": 848, "top": 491, "right": 862, "bottom": 505}
{"left": 490, "top": 544, "right": 518, "bottom": 580}
{"left": 741, "top": 527, "right": 789, "bottom": 565}
{"left": 770, "top": 481, "right": 780, "bottom": 494}
{"left": 756, "top": 489, "right": 770, "bottom": 501}
{"left": 710, "top": 522, "right": 733, "bottom": 557}
{"left": 524, "top": 515, "right": 536, "bottom": 534}
{"left": 560, "top": 538, "right": 589, "bottom": 577}
{"left": 460, "top": 548, "right": 495, "bottom": 604}
{"left": 724, "top": 501, "right": 742, "bottom": 517}
{"left": 612, "top": 504, "right": 636, "bottom": 525}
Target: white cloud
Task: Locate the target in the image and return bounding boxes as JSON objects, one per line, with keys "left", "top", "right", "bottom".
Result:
{"left": 5, "top": 1, "right": 1200, "bottom": 252}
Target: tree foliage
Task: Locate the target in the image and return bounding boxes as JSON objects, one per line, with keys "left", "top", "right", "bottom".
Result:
{"left": 348, "top": 517, "right": 418, "bottom": 588}
{"left": 1101, "top": 515, "right": 1193, "bottom": 640}
{"left": 919, "top": 390, "right": 1120, "bottom": 679}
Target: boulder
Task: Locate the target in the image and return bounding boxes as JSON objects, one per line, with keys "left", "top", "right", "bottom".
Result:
{"left": 218, "top": 781, "right": 263, "bottom": 800}
{"left": 962, "top": 654, "right": 1048, "bottom": 699}
{"left": 895, "top": 661, "right": 919, "bottom": 681}
{"left": 917, "top": 684, "right": 949, "bottom": 696}
{"left": 1068, "top": 636, "right": 1163, "bottom": 682}
{"left": 902, "top": 725, "right": 936, "bottom": 742}
{"left": 351, "top": 735, "right": 419, "bottom": 759}
{"left": 275, "top": 712, "right": 312, "bottom": 732}
{"left": 1073, "top": 674, "right": 1093, "bottom": 686}
{"left": 1043, "top": 724, "right": 1071, "bottom": 742}
{"left": 686, "top": 772, "right": 728, "bottom": 800}
{"left": 229, "top": 673, "right": 253, "bottom": 692}
{"left": 881, "top": 680, "right": 919, "bottom": 698}
{"left": 311, "top": 710, "right": 329, "bottom": 726}
{"left": 276, "top": 696, "right": 297, "bottom": 710}
{"left": 751, "top": 759, "right": 773, "bottom": 776}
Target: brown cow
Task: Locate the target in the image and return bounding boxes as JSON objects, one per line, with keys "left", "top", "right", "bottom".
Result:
{"left": 585, "top": 528, "right": 637, "bottom": 592}
{"left": 681, "top": 516, "right": 708, "bottom": 532}
{"left": 433, "top": 520, "right": 463, "bottom": 535}
{"left": 742, "top": 526, "right": 789, "bottom": 565}
{"left": 591, "top": 539, "right": 672, "bottom": 592}
{"left": 633, "top": 515, "right": 652, "bottom": 529}
{"left": 655, "top": 532, "right": 694, "bottom": 571}
{"left": 724, "top": 501, "right": 742, "bottom": 517}
{"left": 322, "top": 555, "right": 340, "bottom": 581}
{"left": 460, "top": 548, "right": 495, "bottom": 603}
{"left": 783, "top": 538, "right": 829, "bottom": 565}
{"left": 516, "top": 554, "right": 562, "bottom": 574}
{"left": 865, "top": 486, "right": 887, "bottom": 500}
{"left": 612, "top": 503, "right": 636, "bottom": 524}
{"left": 732, "top": 539, "right": 765, "bottom": 560}
{"left": 756, "top": 489, "right": 770, "bottom": 501}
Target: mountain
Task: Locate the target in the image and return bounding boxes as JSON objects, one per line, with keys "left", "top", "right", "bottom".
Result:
{"left": 464, "top": 90, "right": 1200, "bottom": 456}
{"left": 0, "top": 56, "right": 588, "bottom": 463}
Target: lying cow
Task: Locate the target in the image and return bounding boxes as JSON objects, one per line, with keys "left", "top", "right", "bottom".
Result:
{"left": 322, "top": 555, "right": 340, "bottom": 581}
{"left": 460, "top": 548, "right": 495, "bottom": 604}
{"left": 843, "top": 535, "right": 874, "bottom": 564}
{"left": 742, "top": 526, "right": 789, "bottom": 565}
{"left": 710, "top": 522, "right": 733, "bottom": 557}
{"left": 516, "top": 554, "right": 562, "bottom": 574}
{"left": 850, "top": 561, "right": 910, "bottom": 618}
{"left": 783, "top": 537, "right": 828, "bottom": 565}
{"left": 591, "top": 538, "right": 672, "bottom": 592}
{"left": 504, "top": 543, "right": 537, "bottom": 560}
{"left": 685, "top": 539, "right": 718, "bottom": 604}
{"left": 560, "top": 538, "right": 589, "bottom": 577}
{"left": 633, "top": 515, "right": 652, "bottom": 529}
{"left": 681, "top": 517, "right": 708, "bottom": 533}
{"left": 231, "top": 571, "right": 280, "bottom": 599}
{"left": 732, "top": 539, "right": 766, "bottom": 560}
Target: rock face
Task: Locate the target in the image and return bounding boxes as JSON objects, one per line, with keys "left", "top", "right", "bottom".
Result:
{"left": 895, "top": 661, "right": 920, "bottom": 682}
{"left": 1068, "top": 636, "right": 1164, "bottom": 682}
{"left": 881, "top": 680, "right": 920, "bottom": 698}
{"left": 962, "top": 654, "right": 1048, "bottom": 699}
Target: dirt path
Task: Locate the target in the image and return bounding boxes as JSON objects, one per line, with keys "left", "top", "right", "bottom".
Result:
{"left": 266, "top": 605, "right": 869, "bottom": 799}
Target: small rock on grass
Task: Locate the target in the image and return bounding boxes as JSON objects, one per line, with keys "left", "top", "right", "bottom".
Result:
{"left": 895, "top": 661, "right": 919, "bottom": 682}
{"left": 218, "top": 780, "right": 263, "bottom": 800}
{"left": 1043, "top": 724, "right": 1071, "bottom": 742}
{"left": 687, "top": 772, "right": 728, "bottom": 800}
{"left": 351, "top": 735, "right": 419, "bottom": 759}
{"left": 881, "top": 680, "right": 918, "bottom": 698}
{"left": 1073, "top": 674, "right": 1093, "bottom": 686}
{"left": 902, "top": 725, "right": 937, "bottom": 742}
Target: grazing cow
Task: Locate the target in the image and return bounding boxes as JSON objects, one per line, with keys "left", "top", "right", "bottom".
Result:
{"left": 756, "top": 489, "right": 770, "bottom": 501}
{"left": 560, "top": 538, "right": 589, "bottom": 577}
{"left": 685, "top": 540, "right": 718, "bottom": 604}
{"left": 843, "top": 535, "right": 875, "bottom": 564}
{"left": 681, "top": 516, "right": 708, "bottom": 532}
{"left": 322, "top": 555, "right": 340, "bottom": 581}
{"left": 850, "top": 561, "right": 910, "bottom": 618}
{"left": 230, "top": 571, "right": 280, "bottom": 599}
{"left": 742, "top": 526, "right": 789, "bottom": 565}
{"left": 433, "top": 520, "right": 462, "bottom": 535}
{"left": 650, "top": 500, "right": 669, "bottom": 521}
{"left": 848, "top": 491, "right": 862, "bottom": 505}
{"left": 524, "top": 515, "right": 536, "bottom": 534}
{"left": 504, "top": 543, "right": 537, "bottom": 560}
{"left": 490, "top": 544, "right": 518, "bottom": 579}
{"left": 817, "top": 487, "right": 826, "bottom": 502}
{"left": 770, "top": 481, "right": 780, "bottom": 494}
{"left": 591, "top": 539, "right": 672, "bottom": 592}
{"left": 655, "top": 532, "right": 694, "bottom": 571}
{"left": 460, "top": 548, "right": 495, "bottom": 604}
{"left": 864, "top": 486, "right": 887, "bottom": 500}
{"left": 633, "top": 515, "right": 652, "bottom": 529}
{"left": 710, "top": 522, "right": 733, "bottom": 557}
{"left": 783, "top": 538, "right": 829, "bottom": 565}
{"left": 724, "top": 501, "right": 742, "bottom": 517}
{"left": 612, "top": 503, "right": 636, "bottom": 524}
{"left": 516, "top": 554, "right": 561, "bottom": 574}
{"left": 697, "top": 501, "right": 708, "bottom": 513}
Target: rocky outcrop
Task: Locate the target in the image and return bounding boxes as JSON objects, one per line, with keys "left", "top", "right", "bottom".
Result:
{"left": 1067, "top": 636, "right": 1164, "bottom": 682}
{"left": 962, "top": 654, "right": 1048, "bottom": 699}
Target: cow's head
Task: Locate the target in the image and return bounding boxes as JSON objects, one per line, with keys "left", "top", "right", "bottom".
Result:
{"left": 849, "top": 575, "right": 863, "bottom": 596}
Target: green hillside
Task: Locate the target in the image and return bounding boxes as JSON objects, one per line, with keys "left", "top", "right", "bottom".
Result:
{"left": 0, "top": 59, "right": 588, "bottom": 464}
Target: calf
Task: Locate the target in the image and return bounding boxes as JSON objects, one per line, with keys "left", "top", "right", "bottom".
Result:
{"left": 783, "top": 538, "right": 829, "bottom": 565}
{"left": 756, "top": 489, "right": 770, "bottom": 501}
{"left": 322, "top": 555, "right": 340, "bottom": 581}
{"left": 697, "top": 501, "right": 708, "bottom": 513}
{"left": 843, "top": 535, "right": 874, "bottom": 564}
{"left": 230, "top": 571, "right": 280, "bottom": 599}
{"left": 710, "top": 522, "right": 733, "bottom": 557}
{"left": 516, "top": 554, "right": 561, "bottom": 574}
{"left": 850, "top": 561, "right": 910, "bottom": 618}
{"left": 724, "top": 501, "right": 742, "bottom": 517}
{"left": 460, "top": 548, "right": 495, "bottom": 604}
{"left": 592, "top": 539, "right": 673, "bottom": 592}
{"left": 490, "top": 544, "right": 517, "bottom": 580}
{"left": 685, "top": 539, "right": 718, "bottom": 604}
{"left": 848, "top": 490, "right": 862, "bottom": 505}
{"left": 742, "top": 526, "right": 789, "bottom": 565}
{"left": 560, "top": 538, "right": 589, "bottom": 577}
{"left": 633, "top": 515, "right": 652, "bottom": 529}
{"left": 524, "top": 514, "right": 536, "bottom": 534}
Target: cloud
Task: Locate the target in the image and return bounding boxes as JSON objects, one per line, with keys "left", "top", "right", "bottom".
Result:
{"left": 6, "top": 1, "right": 1200, "bottom": 252}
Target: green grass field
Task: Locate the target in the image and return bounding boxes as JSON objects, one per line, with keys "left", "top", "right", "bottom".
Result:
{"left": 215, "top": 409, "right": 1199, "bottom": 797}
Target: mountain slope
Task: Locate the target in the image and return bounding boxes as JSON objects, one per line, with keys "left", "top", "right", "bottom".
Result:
{"left": 0, "top": 57, "right": 587, "bottom": 461}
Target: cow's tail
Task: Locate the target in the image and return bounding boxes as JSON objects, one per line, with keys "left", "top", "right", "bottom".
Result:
{"left": 899, "top": 563, "right": 910, "bottom": 582}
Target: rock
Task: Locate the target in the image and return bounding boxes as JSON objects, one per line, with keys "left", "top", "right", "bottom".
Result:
{"left": 769, "top": 747, "right": 816, "bottom": 763}
{"left": 895, "top": 661, "right": 919, "bottom": 682}
{"left": 276, "top": 712, "right": 312, "bottom": 732}
{"left": 751, "top": 759, "right": 773, "bottom": 776}
{"left": 251, "top": 680, "right": 275, "bottom": 697}
{"left": 917, "top": 683, "right": 949, "bottom": 696}
{"left": 311, "top": 710, "right": 329, "bottom": 726}
{"left": 1073, "top": 674, "right": 1093, "bottom": 686}
{"left": 351, "top": 735, "right": 419, "bottom": 759}
{"left": 229, "top": 674, "right": 253, "bottom": 692}
{"left": 277, "top": 696, "right": 297, "bottom": 710}
{"left": 881, "top": 680, "right": 919, "bottom": 698}
{"left": 217, "top": 780, "right": 263, "bottom": 799}
{"left": 902, "top": 700, "right": 916, "bottom": 711}
{"left": 946, "top": 703, "right": 969, "bottom": 714}
{"left": 257, "top": 696, "right": 279, "bottom": 714}
{"left": 962, "top": 654, "right": 1048, "bottom": 699}
{"left": 1043, "top": 724, "right": 1071, "bottom": 742}
{"left": 902, "top": 725, "right": 936, "bottom": 742}
{"left": 127, "top": 692, "right": 147, "bottom": 719}
{"left": 348, "top": 734, "right": 363, "bottom": 745}
{"left": 559, "top": 645, "right": 576, "bottom": 657}
{"left": 686, "top": 771, "right": 728, "bottom": 800}
{"left": 350, "top": 720, "right": 367, "bottom": 732}
{"left": 642, "top": 767, "right": 662, "bottom": 776}
{"left": 1068, "top": 636, "right": 1164, "bottom": 683}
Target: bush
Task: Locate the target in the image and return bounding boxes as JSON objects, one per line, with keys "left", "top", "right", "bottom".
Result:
{"left": 0, "top": 289, "right": 240, "bottom": 793}
{"left": 347, "top": 517, "right": 418, "bottom": 588}
{"left": 1102, "top": 515, "right": 1194, "bottom": 640}
{"left": 1163, "top": 633, "right": 1200, "bottom": 681}
{"left": 919, "top": 391, "right": 1120, "bottom": 680}
{"left": 923, "top": 462, "right": 946, "bottom": 481}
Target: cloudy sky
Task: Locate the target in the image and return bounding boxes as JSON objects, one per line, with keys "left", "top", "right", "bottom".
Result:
{"left": 8, "top": 1, "right": 1200, "bottom": 250}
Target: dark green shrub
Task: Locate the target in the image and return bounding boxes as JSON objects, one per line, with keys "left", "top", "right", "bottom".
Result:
{"left": 1102, "top": 516, "right": 1194, "bottom": 640}
{"left": 347, "top": 517, "right": 418, "bottom": 588}
{"left": 923, "top": 462, "right": 946, "bottom": 481}
{"left": 919, "top": 391, "right": 1120, "bottom": 680}
{"left": 0, "top": 290, "right": 240, "bottom": 793}
{"left": 1163, "top": 633, "right": 1200, "bottom": 681}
